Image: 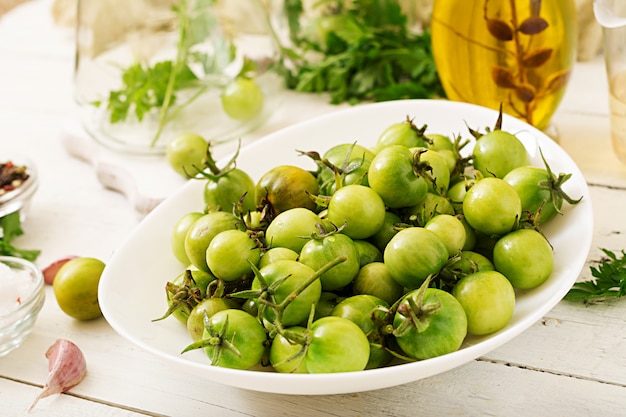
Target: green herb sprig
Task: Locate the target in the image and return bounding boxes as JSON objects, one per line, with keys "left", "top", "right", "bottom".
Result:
{"left": 0, "top": 211, "right": 40, "bottom": 262}
{"left": 94, "top": 0, "right": 233, "bottom": 146}
{"left": 277, "top": 0, "right": 444, "bottom": 104}
{"left": 564, "top": 248, "right": 626, "bottom": 304}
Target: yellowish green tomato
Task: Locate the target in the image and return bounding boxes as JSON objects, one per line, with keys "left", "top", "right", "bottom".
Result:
{"left": 171, "top": 211, "right": 204, "bottom": 265}
{"left": 166, "top": 132, "right": 207, "bottom": 177}
{"left": 221, "top": 78, "right": 264, "bottom": 121}
{"left": 452, "top": 270, "right": 515, "bottom": 336}
{"left": 53, "top": 257, "right": 106, "bottom": 321}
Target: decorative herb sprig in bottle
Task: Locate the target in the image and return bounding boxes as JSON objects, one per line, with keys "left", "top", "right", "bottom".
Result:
{"left": 430, "top": 0, "right": 577, "bottom": 135}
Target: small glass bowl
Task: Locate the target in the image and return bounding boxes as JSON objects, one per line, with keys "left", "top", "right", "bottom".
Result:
{"left": 0, "top": 256, "right": 45, "bottom": 357}
{"left": 0, "top": 156, "right": 38, "bottom": 225}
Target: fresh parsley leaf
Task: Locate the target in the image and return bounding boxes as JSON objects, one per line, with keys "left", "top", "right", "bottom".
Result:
{"left": 94, "top": 0, "right": 227, "bottom": 145}
{"left": 564, "top": 248, "right": 626, "bottom": 304}
{"left": 0, "top": 211, "right": 40, "bottom": 262}
{"left": 277, "top": 0, "right": 444, "bottom": 104}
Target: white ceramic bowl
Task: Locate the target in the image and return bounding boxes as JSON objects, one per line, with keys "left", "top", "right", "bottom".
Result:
{"left": 0, "top": 256, "right": 45, "bottom": 357}
{"left": 99, "top": 100, "right": 593, "bottom": 395}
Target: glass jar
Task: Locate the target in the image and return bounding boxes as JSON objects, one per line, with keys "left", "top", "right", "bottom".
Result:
{"left": 74, "top": 0, "right": 283, "bottom": 155}
{"left": 430, "top": 0, "right": 577, "bottom": 135}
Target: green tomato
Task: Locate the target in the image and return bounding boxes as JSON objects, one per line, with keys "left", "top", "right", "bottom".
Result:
{"left": 299, "top": 233, "right": 360, "bottom": 291}
{"left": 413, "top": 148, "right": 451, "bottom": 196}
{"left": 199, "top": 309, "right": 267, "bottom": 370}
{"left": 405, "top": 192, "right": 455, "bottom": 227}
{"left": 221, "top": 78, "right": 264, "bottom": 121}
{"left": 463, "top": 177, "right": 522, "bottom": 236}
{"left": 374, "top": 119, "right": 427, "bottom": 151}
{"left": 452, "top": 270, "right": 515, "bottom": 336}
{"left": 352, "top": 262, "right": 404, "bottom": 306}
{"left": 254, "top": 260, "right": 322, "bottom": 327}
{"left": 503, "top": 165, "right": 576, "bottom": 225}
{"left": 493, "top": 228, "right": 554, "bottom": 289}
{"left": 369, "top": 210, "right": 402, "bottom": 252}
{"left": 449, "top": 250, "right": 495, "bottom": 276}
{"left": 331, "top": 294, "right": 392, "bottom": 369}
{"left": 269, "top": 326, "right": 308, "bottom": 373}
{"left": 166, "top": 132, "right": 207, "bottom": 177}
{"left": 186, "top": 297, "right": 239, "bottom": 341}
{"left": 426, "top": 133, "right": 455, "bottom": 151}
{"left": 393, "top": 287, "right": 468, "bottom": 360}
{"left": 204, "top": 168, "right": 256, "bottom": 213}
{"left": 424, "top": 214, "right": 466, "bottom": 257}
{"left": 353, "top": 239, "right": 383, "bottom": 267}
{"left": 205, "top": 229, "right": 261, "bottom": 282}
{"left": 184, "top": 211, "right": 243, "bottom": 272}
{"left": 327, "top": 184, "right": 386, "bottom": 240}
{"left": 256, "top": 165, "right": 319, "bottom": 215}
{"left": 384, "top": 227, "right": 449, "bottom": 289}
{"left": 368, "top": 145, "right": 429, "bottom": 208}
{"left": 318, "top": 142, "right": 374, "bottom": 195}
{"left": 472, "top": 130, "right": 530, "bottom": 178}
{"left": 53, "top": 257, "right": 105, "bottom": 321}
{"left": 265, "top": 208, "right": 319, "bottom": 253}
{"left": 305, "top": 316, "right": 370, "bottom": 373}
{"left": 171, "top": 211, "right": 204, "bottom": 265}
{"left": 258, "top": 247, "right": 299, "bottom": 269}
{"left": 161, "top": 268, "right": 216, "bottom": 324}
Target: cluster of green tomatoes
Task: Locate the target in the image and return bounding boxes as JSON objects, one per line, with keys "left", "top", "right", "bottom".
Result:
{"left": 158, "top": 112, "right": 581, "bottom": 373}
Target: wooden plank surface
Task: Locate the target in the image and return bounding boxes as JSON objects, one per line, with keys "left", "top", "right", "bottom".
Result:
{"left": 2, "top": 1, "right": 626, "bottom": 416}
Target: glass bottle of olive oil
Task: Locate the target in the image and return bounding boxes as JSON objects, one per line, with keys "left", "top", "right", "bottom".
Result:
{"left": 430, "top": 0, "right": 577, "bottom": 133}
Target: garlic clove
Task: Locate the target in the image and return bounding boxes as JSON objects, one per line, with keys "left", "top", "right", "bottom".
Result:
{"left": 28, "top": 339, "right": 87, "bottom": 411}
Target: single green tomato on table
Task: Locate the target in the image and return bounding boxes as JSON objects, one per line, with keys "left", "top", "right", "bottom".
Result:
{"left": 53, "top": 257, "right": 106, "bottom": 321}
{"left": 166, "top": 132, "right": 207, "bottom": 177}
{"left": 221, "top": 77, "right": 264, "bottom": 121}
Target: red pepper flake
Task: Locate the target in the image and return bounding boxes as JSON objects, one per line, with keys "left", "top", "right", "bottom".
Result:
{"left": 16, "top": 296, "right": 21, "bottom": 305}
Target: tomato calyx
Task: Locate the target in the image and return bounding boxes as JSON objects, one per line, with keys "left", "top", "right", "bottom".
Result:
{"left": 300, "top": 143, "right": 368, "bottom": 194}
{"left": 180, "top": 314, "right": 242, "bottom": 363}
{"left": 434, "top": 252, "right": 472, "bottom": 292}
{"left": 392, "top": 276, "right": 442, "bottom": 337}
{"left": 153, "top": 270, "right": 204, "bottom": 322}
{"left": 231, "top": 256, "right": 346, "bottom": 335}
{"left": 307, "top": 221, "right": 346, "bottom": 240}
{"left": 536, "top": 147, "right": 583, "bottom": 213}
{"left": 450, "top": 134, "right": 473, "bottom": 180}
{"left": 192, "top": 140, "right": 241, "bottom": 180}
{"left": 467, "top": 104, "right": 505, "bottom": 139}
{"left": 403, "top": 115, "right": 431, "bottom": 145}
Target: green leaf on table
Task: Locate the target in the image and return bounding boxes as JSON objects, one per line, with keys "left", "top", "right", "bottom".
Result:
{"left": 0, "top": 211, "right": 40, "bottom": 261}
{"left": 564, "top": 248, "right": 626, "bottom": 304}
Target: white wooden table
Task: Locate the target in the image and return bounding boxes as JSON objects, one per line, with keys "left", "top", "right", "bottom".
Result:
{"left": 2, "top": 1, "right": 626, "bottom": 416}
